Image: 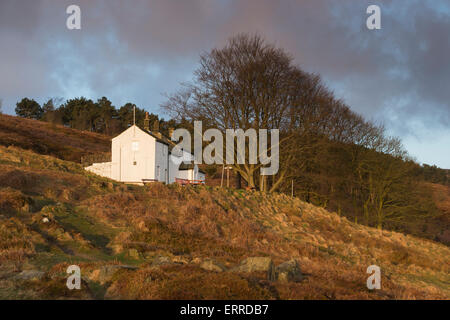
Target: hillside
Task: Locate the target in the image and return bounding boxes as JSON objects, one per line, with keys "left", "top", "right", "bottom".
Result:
{"left": 425, "top": 183, "right": 450, "bottom": 243}
{"left": 0, "top": 114, "right": 110, "bottom": 162}
{"left": 0, "top": 144, "right": 449, "bottom": 299}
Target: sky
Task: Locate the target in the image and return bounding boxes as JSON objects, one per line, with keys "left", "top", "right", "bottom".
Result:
{"left": 0, "top": 0, "right": 449, "bottom": 168}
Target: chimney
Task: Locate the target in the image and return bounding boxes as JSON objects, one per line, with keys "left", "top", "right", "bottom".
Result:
{"left": 152, "top": 120, "right": 162, "bottom": 138}
{"left": 168, "top": 127, "right": 174, "bottom": 140}
{"left": 144, "top": 112, "right": 150, "bottom": 131}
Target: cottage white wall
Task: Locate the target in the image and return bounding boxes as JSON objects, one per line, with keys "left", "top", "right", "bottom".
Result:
{"left": 111, "top": 137, "right": 120, "bottom": 181}
{"left": 87, "top": 125, "right": 206, "bottom": 184}
{"left": 168, "top": 149, "right": 195, "bottom": 183}
{"left": 169, "top": 155, "right": 181, "bottom": 183}
{"left": 111, "top": 125, "right": 156, "bottom": 183}
{"left": 154, "top": 141, "right": 169, "bottom": 183}
{"left": 177, "top": 169, "right": 193, "bottom": 180}
{"left": 85, "top": 162, "right": 112, "bottom": 178}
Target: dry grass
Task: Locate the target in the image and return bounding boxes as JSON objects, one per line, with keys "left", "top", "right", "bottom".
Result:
{"left": 105, "top": 264, "right": 275, "bottom": 300}
{"left": 417, "top": 183, "right": 450, "bottom": 244}
{"left": 83, "top": 183, "right": 450, "bottom": 299}
{"left": 428, "top": 183, "right": 450, "bottom": 215}
{"left": 0, "top": 114, "right": 110, "bottom": 162}
{"left": 0, "top": 188, "right": 31, "bottom": 215}
{"left": 0, "top": 144, "right": 448, "bottom": 299}
{"left": 0, "top": 217, "right": 36, "bottom": 265}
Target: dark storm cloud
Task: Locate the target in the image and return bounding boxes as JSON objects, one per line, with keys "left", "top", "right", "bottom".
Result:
{"left": 0, "top": 0, "right": 449, "bottom": 165}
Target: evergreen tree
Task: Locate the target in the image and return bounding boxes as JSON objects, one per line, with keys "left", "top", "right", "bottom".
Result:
{"left": 15, "top": 98, "right": 43, "bottom": 119}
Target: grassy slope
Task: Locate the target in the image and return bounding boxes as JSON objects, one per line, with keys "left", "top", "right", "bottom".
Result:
{"left": 425, "top": 183, "right": 450, "bottom": 244}
{"left": 0, "top": 114, "right": 110, "bottom": 162}
{"left": 1, "top": 114, "right": 447, "bottom": 241}
{"left": 0, "top": 145, "right": 448, "bottom": 299}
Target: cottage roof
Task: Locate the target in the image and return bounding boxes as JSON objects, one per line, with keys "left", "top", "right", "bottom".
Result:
{"left": 143, "top": 129, "right": 172, "bottom": 147}
{"left": 179, "top": 162, "right": 195, "bottom": 170}
{"left": 118, "top": 124, "right": 196, "bottom": 161}
{"left": 179, "top": 161, "right": 206, "bottom": 174}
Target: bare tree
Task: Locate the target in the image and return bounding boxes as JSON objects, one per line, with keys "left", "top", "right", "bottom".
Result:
{"left": 162, "top": 33, "right": 410, "bottom": 202}
{"left": 163, "top": 34, "right": 305, "bottom": 189}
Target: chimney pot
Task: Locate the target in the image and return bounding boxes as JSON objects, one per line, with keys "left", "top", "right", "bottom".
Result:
{"left": 144, "top": 112, "right": 150, "bottom": 131}
{"left": 152, "top": 120, "right": 162, "bottom": 138}
{"left": 152, "top": 120, "right": 160, "bottom": 132}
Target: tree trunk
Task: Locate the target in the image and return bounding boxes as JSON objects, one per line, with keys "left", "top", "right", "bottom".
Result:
{"left": 236, "top": 172, "right": 242, "bottom": 189}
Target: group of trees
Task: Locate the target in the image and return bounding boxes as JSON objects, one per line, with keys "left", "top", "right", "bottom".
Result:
{"left": 14, "top": 96, "right": 175, "bottom": 136}
{"left": 163, "top": 33, "right": 438, "bottom": 230}
{"left": 415, "top": 164, "right": 449, "bottom": 186}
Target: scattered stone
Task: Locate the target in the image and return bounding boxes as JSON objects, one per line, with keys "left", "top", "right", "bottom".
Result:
{"left": 231, "top": 257, "right": 275, "bottom": 280}
{"left": 151, "top": 255, "right": 172, "bottom": 267}
{"left": 200, "top": 259, "right": 227, "bottom": 272}
{"left": 92, "top": 265, "right": 138, "bottom": 284}
{"left": 127, "top": 248, "right": 140, "bottom": 259}
{"left": 275, "top": 259, "right": 303, "bottom": 282}
{"left": 171, "top": 255, "right": 190, "bottom": 265}
{"left": 14, "top": 270, "right": 45, "bottom": 281}
{"left": 191, "top": 257, "right": 202, "bottom": 265}
{"left": 56, "top": 230, "right": 73, "bottom": 241}
{"left": 54, "top": 228, "right": 65, "bottom": 236}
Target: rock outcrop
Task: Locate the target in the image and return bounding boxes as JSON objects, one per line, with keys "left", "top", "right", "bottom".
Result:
{"left": 91, "top": 265, "right": 138, "bottom": 284}
{"left": 275, "top": 259, "right": 303, "bottom": 282}
{"left": 231, "top": 257, "right": 275, "bottom": 280}
{"left": 14, "top": 270, "right": 45, "bottom": 281}
{"left": 200, "top": 258, "right": 227, "bottom": 272}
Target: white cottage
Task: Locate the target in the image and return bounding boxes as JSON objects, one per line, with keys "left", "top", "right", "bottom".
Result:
{"left": 85, "top": 116, "right": 205, "bottom": 184}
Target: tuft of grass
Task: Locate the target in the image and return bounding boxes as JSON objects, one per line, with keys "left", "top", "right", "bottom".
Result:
{"left": 0, "top": 217, "right": 36, "bottom": 265}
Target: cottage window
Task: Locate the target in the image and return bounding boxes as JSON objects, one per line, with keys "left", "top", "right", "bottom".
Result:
{"left": 132, "top": 141, "right": 139, "bottom": 151}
